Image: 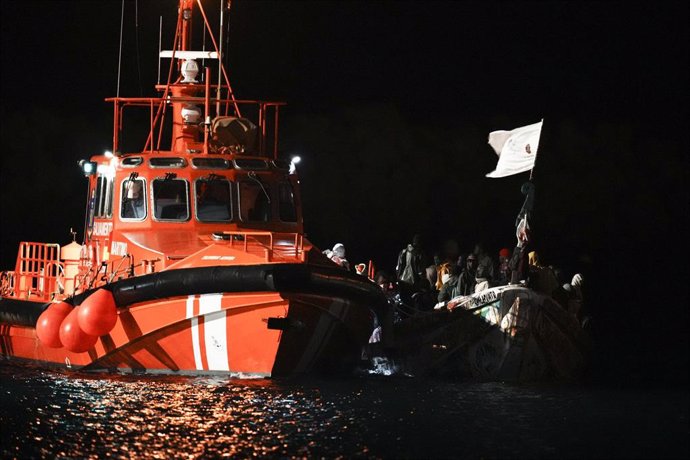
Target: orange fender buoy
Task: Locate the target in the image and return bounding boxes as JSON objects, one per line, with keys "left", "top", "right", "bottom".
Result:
{"left": 59, "top": 306, "right": 98, "bottom": 353}
{"left": 77, "top": 288, "right": 117, "bottom": 337}
{"left": 36, "top": 302, "right": 73, "bottom": 348}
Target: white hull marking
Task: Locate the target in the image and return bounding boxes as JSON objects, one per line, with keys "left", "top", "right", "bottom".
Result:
{"left": 186, "top": 295, "right": 203, "bottom": 371}
{"left": 199, "top": 293, "right": 229, "bottom": 371}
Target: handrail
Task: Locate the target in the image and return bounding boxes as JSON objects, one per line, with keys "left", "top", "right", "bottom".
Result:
{"left": 213, "top": 231, "right": 304, "bottom": 262}
{"left": 108, "top": 96, "right": 285, "bottom": 157}
{"left": 10, "top": 242, "right": 62, "bottom": 301}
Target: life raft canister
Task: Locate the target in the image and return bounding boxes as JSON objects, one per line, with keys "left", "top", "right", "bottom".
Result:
{"left": 60, "top": 241, "right": 83, "bottom": 295}
{"left": 77, "top": 288, "right": 117, "bottom": 337}
{"left": 35, "top": 301, "right": 73, "bottom": 348}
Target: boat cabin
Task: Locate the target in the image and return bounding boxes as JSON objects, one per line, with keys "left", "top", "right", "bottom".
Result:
{"left": 1, "top": 0, "right": 307, "bottom": 301}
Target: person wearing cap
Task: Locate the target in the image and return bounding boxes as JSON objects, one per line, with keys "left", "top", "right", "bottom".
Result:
{"left": 455, "top": 253, "right": 478, "bottom": 296}
{"left": 496, "top": 247, "right": 512, "bottom": 285}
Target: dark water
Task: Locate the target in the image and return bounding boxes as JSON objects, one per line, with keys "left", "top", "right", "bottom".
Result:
{"left": 0, "top": 364, "right": 687, "bottom": 459}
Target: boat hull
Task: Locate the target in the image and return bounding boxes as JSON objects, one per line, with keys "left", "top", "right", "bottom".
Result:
{"left": 376, "top": 286, "right": 591, "bottom": 381}
{"left": 0, "top": 264, "right": 385, "bottom": 377}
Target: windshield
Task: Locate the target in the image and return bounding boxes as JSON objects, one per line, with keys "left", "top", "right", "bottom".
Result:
{"left": 238, "top": 181, "right": 271, "bottom": 222}
{"left": 196, "top": 176, "right": 232, "bottom": 222}
{"left": 152, "top": 178, "right": 189, "bottom": 221}
{"left": 278, "top": 182, "right": 297, "bottom": 222}
{"left": 120, "top": 178, "right": 146, "bottom": 220}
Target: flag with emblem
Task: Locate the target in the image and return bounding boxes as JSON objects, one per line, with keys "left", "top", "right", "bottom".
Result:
{"left": 486, "top": 120, "right": 543, "bottom": 178}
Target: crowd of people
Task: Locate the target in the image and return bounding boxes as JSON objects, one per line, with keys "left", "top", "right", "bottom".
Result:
{"left": 322, "top": 234, "right": 585, "bottom": 320}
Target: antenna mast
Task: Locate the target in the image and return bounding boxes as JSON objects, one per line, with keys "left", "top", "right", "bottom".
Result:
{"left": 216, "top": 1, "right": 226, "bottom": 114}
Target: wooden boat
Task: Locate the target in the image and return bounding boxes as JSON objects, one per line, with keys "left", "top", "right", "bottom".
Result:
{"left": 368, "top": 120, "right": 592, "bottom": 382}
{"left": 372, "top": 284, "right": 591, "bottom": 381}
{"left": 0, "top": 0, "right": 386, "bottom": 377}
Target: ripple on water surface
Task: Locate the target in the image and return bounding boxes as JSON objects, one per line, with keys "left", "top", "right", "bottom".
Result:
{"left": 1, "top": 363, "right": 687, "bottom": 458}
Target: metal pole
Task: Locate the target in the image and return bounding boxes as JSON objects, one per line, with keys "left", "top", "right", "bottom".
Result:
{"left": 528, "top": 118, "right": 544, "bottom": 181}
{"left": 216, "top": 0, "right": 224, "bottom": 115}
{"left": 116, "top": 0, "right": 125, "bottom": 97}
{"left": 157, "top": 16, "right": 162, "bottom": 84}
{"left": 204, "top": 66, "right": 211, "bottom": 154}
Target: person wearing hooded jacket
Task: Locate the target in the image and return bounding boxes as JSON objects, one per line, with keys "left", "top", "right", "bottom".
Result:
{"left": 396, "top": 234, "right": 427, "bottom": 286}
{"left": 328, "top": 243, "right": 350, "bottom": 271}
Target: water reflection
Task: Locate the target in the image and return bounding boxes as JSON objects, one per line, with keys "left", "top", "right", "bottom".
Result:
{"left": 1, "top": 367, "right": 374, "bottom": 458}
{"left": 1, "top": 364, "right": 687, "bottom": 459}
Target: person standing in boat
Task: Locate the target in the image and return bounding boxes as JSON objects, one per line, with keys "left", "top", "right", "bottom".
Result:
{"left": 474, "top": 264, "right": 492, "bottom": 293}
{"left": 527, "top": 251, "right": 559, "bottom": 297}
{"left": 425, "top": 253, "right": 441, "bottom": 291}
{"left": 329, "top": 243, "right": 351, "bottom": 271}
{"left": 437, "top": 263, "right": 459, "bottom": 303}
{"left": 455, "top": 254, "right": 478, "bottom": 296}
{"left": 472, "top": 242, "right": 495, "bottom": 283}
{"left": 496, "top": 247, "right": 512, "bottom": 285}
{"left": 396, "top": 234, "right": 427, "bottom": 286}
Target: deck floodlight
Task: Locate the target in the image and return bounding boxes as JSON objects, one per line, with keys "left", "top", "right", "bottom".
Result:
{"left": 289, "top": 155, "right": 301, "bottom": 174}
{"left": 79, "top": 159, "right": 97, "bottom": 176}
{"left": 104, "top": 150, "right": 114, "bottom": 159}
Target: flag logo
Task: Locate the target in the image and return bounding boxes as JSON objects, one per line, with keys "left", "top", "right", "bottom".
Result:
{"left": 486, "top": 120, "right": 543, "bottom": 178}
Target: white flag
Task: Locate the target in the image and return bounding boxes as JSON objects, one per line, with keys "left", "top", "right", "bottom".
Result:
{"left": 486, "top": 120, "right": 543, "bottom": 178}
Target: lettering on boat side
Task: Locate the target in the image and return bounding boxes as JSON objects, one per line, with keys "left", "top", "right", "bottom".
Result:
{"left": 111, "top": 241, "right": 128, "bottom": 256}
{"left": 472, "top": 289, "right": 500, "bottom": 307}
{"left": 201, "top": 255, "right": 236, "bottom": 261}
{"left": 92, "top": 222, "right": 113, "bottom": 237}
{"left": 454, "top": 287, "right": 503, "bottom": 311}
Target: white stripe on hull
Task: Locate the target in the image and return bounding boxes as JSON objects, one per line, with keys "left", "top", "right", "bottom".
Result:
{"left": 198, "top": 293, "right": 229, "bottom": 371}
{"left": 186, "top": 294, "right": 229, "bottom": 372}
{"left": 186, "top": 295, "right": 203, "bottom": 370}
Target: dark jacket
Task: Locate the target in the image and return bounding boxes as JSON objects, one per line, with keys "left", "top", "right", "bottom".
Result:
{"left": 455, "top": 269, "right": 476, "bottom": 296}
{"left": 437, "top": 275, "right": 459, "bottom": 303}
{"left": 396, "top": 244, "right": 426, "bottom": 285}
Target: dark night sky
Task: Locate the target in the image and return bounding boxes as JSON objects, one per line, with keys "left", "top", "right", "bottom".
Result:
{"left": 1, "top": 1, "right": 688, "bottom": 381}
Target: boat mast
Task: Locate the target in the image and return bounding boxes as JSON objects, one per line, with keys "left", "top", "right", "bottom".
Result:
{"left": 217, "top": 1, "right": 224, "bottom": 115}
{"left": 169, "top": 0, "right": 200, "bottom": 154}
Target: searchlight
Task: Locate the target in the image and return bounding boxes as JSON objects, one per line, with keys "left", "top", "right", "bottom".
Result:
{"left": 79, "top": 159, "right": 97, "bottom": 177}
{"left": 289, "top": 155, "right": 301, "bottom": 174}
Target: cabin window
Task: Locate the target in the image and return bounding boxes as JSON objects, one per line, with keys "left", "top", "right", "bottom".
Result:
{"left": 234, "top": 159, "right": 268, "bottom": 170}
{"left": 238, "top": 181, "right": 272, "bottom": 222}
{"left": 94, "top": 176, "right": 114, "bottom": 218}
{"left": 195, "top": 176, "right": 232, "bottom": 222}
{"left": 152, "top": 178, "right": 189, "bottom": 221}
{"left": 278, "top": 182, "right": 297, "bottom": 222}
{"left": 192, "top": 158, "right": 231, "bottom": 169}
{"left": 272, "top": 159, "right": 290, "bottom": 171}
{"left": 120, "top": 178, "right": 147, "bottom": 220}
{"left": 150, "top": 157, "right": 187, "bottom": 168}
{"left": 121, "top": 157, "right": 143, "bottom": 167}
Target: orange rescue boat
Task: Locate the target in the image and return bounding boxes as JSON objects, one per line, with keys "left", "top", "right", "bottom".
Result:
{"left": 0, "top": 0, "right": 386, "bottom": 377}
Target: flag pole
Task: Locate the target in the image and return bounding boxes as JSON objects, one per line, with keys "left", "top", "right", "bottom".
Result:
{"left": 528, "top": 118, "right": 544, "bottom": 182}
